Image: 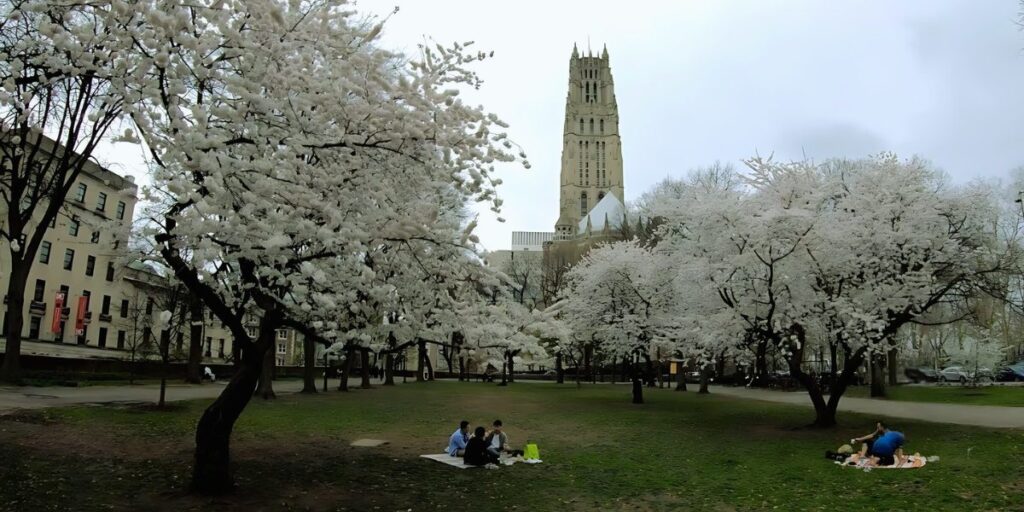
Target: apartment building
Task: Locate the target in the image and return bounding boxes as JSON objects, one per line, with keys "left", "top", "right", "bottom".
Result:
{"left": 0, "top": 135, "right": 231, "bottom": 365}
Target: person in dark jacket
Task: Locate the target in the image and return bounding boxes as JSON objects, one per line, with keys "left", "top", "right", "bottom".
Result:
{"left": 464, "top": 426, "right": 498, "bottom": 467}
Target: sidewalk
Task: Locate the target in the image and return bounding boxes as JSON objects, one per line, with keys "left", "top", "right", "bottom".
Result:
{"left": 710, "top": 385, "right": 1024, "bottom": 429}
{"left": 0, "top": 378, "right": 372, "bottom": 412}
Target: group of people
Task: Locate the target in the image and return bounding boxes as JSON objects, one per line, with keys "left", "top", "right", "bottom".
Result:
{"left": 447, "top": 419, "right": 519, "bottom": 467}
{"left": 828, "top": 421, "right": 908, "bottom": 467}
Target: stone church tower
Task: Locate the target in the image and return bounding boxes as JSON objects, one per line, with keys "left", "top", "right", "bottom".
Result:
{"left": 554, "top": 44, "right": 624, "bottom": 238}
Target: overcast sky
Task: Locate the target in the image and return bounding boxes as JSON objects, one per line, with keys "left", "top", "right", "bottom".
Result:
{"left": 96, "top": 0, "right": 1024, "bottom": 252}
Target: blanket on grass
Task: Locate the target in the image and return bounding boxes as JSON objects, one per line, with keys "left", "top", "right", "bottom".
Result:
{"left": 842, "top": 455, "right": 928, "bottom": 469}
{"left": 420, "top": 453, "right": 542, "bottom": 469}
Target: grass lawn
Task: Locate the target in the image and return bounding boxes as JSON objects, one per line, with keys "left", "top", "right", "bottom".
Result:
{"left": 845, "top": 384, "right": 1024, "bottom": 407}
{"left": 1, "top": 382, "right": 1023, "bottom": 512}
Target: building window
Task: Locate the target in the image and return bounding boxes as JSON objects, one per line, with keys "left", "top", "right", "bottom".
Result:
{"left": 580, "top": 192, "right": 588, "bottom": 217}
{"left": 117, "top": 330, "right": 126, "bottom": 349}
{"left": 28, "top": 316, "right": 41, "bottom": 339}
{"left": 98, "top": 327, "right": 108, "bottom": 348}
{"left": 205, "top": 337, "right": 212, "bottom": 357}
{"left": 218, "top": 339, "right": 225, "bottom": 358}
{"left": 33, "top": 279, "right": 45, "bottom": 302}
{"left": 74, "top": 183, "right": 87, "bottom": 202}
{"left": 63, "top": 249, "right": 75, "bottom": 270}
{"left": 96, "top": 192, "right": 107, "bottom": 212}
{"left": 101, "top": 295, "right": 111, "bottom": 316}
{"left": 600, "top": 119, "right": 604, "bottom": 134}
{"left": 69, "top": 216, "right": 80, "bottom": 237}
{"left": 105, "top": 262, "right": 115, "bottom": 281}
{"left": 120, "top": 299, "right": 129, "bottom": 318}
{"left": 277, "top": 342, "right": 286, "bottom": 354}
{"left": 589, "top": 118, "right": 594, "bottom": 134}
{"left": 579, "top": 118, "right": 583, "bottom": 133}
{"left": 39, "top": 241, "right": 51, "bottom": 264}
{"left": 90, "top": 231, "right": 100, "bottom": 244}
{"left": 277, "top": 329, "right": 288, "bottom": 340}
{"left": 176, "top": 332, "right": 184, "bottom": 353}
{"left": 277, "top": 357, "right": 285, "bottom": 367}
{"left": 116, "top": 201, "right": 126, "bottom": 220}
{"left": 145, "top": 298, "right": 154, "bottom": 316}
{"left": 78, "top": 324, "right": 88, "bottom": 345}
{"left": 85, "top": 256, "right": 96, "bottom": 276}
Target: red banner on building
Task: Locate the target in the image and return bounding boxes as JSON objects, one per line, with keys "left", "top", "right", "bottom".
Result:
{"left": 51, "top": 292, "right": 65, "bottom": 334}
{"left": 75, "top": 296, "right": 88, "bottom": 336}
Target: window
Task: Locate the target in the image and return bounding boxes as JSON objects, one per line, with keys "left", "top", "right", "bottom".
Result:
{"left": 176, "top": 333, "right": 184, "bottom": 353}
{"left": 600, "top": 119, "right": 604, "bottom": 134}
{"left": 28, "top": 316, "right": 41, "bottom": 339}
{"left": 98, "top": 327, "right": 108, "bottom": 348}
{"left": 218, "top": 339, "right": 225, "bottom": 358}
{"left": 117, "top": 330, "right": 126, "bottom": 350}
{"left": 39, "top": 241, "right": 51, "bottom": 264}
{"left": 205, "top": 337, "right": 212, "bottom": 357}
{"left": 145, "top": 297, "right": 154, "bottom": 316}
{"left": 245, "top": 327, "right": 257, "bottom": 338}
{"left": 277, "top": 357, "right": 285, "bottom": 367}
{"left": 63, "top": 249, "right": 75, "bottom": 270}
{"left": 33, "top": 279, "right": 45, "bottom": 302}
{"left": 69, "top": 216, "right": 80, "bottom": 237}
{"left": 90, "top": 231, "right": 100, "bottom": 244}
{"left": 115, "top": 201, "right": 126, "bottom": 220}
{"left": 120, "top": 299, "right": 129, "bottom": 318}
{"left": 589, "top": 118, "right": 594, "bottom": 134}
{"left": 277, "top": 329, "right": 288, "bottom": 340}
{"left": 101, "top": 295, "right": 111, "bottom": 315}
{"left": 74, "top": 183, "right": 87, "bottom": 202}
{"left": 106, "top": 262, "right": 115, "bottom": 282}
{"left": 277, "top": 342, "right": 286, "bottom": 354}
{"left": 77, "top": 324, "right": 88, "bottom": 345}
{"left": 96, "top": 192, "right": 107, "bottom": 212}
{"left": 85, "top": 256, "right": 96, "bottom": 276}
{"left": 579, "top": 118, "right": 583, "bottom": 133}
{"left": 580, "top": 192, "right": 588, "bottom": 217}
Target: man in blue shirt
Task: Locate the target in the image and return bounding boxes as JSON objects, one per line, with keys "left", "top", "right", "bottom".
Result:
{"left": 447, "top": 420, "right": 470, "bottom": 457}
{"left": 852, "top": 421, "right": 905, "bottom": 466}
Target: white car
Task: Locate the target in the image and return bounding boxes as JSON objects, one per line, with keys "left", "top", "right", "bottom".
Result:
{"left": 939, "top": 366, "right": 969, "bottom": 383}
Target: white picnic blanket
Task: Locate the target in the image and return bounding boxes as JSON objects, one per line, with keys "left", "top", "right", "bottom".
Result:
{"left": 842, "top": 455, "right": 928, "bottom": 469}
{"left": 420, "top": 453, "right": 542, "bottom": 469}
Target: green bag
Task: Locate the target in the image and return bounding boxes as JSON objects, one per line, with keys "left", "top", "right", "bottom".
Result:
{"left": 523, "top": 442, "right": 540, "bottom": 461}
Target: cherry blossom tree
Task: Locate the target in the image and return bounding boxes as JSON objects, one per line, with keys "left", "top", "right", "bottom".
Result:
{"left": 107, "top": 0, "right": 522, "bottom": 493}
{"left": 0, "top": 0, "right": 139, "bottom": 382}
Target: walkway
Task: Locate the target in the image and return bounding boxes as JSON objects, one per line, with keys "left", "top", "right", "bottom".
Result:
{"left": 710, "top": 385, "right": 1024, "bottom": 429}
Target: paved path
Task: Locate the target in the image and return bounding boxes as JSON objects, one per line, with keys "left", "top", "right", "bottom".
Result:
{"left": 0, "top": 379, "right": 336, "bottom": 412}
{"left": 709, "top": 385, "right": 1024, "bottom": 429}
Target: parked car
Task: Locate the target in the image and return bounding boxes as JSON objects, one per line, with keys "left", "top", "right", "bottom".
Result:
{"left": 939, "top": 366, "right": 970, "bottom": 383}
{"left": 904, "top": 367, "right": 940, "bottom": 383}
{"left": 995, "top": 363, "right": 1024, "bottom": 382}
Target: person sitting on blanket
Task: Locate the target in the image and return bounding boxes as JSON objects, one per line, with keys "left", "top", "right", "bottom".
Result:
{"left": 447, "top": 420, "right": 470, "bottom": 457}
{"left": 464, "top": 426, "right": 499, "bottom": 467}
{"left": 850, "top": 421, "right": 906, "bottom": 466}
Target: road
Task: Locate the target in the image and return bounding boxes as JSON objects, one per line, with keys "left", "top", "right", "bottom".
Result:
{"left": 710, "top": 385, "right": 1024, "bottom": 429}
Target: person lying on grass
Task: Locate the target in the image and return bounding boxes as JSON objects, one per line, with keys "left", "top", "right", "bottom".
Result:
{"left": 447, "top": 420, "right": 470, "bottom": 457}
{"left": 464, "top": 426, "right": 499, "bottom": 467}
{"left": 848, "top": 421, "right": 906, "bottom": 467}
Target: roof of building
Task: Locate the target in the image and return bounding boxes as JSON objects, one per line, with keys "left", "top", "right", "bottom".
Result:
{"left": 578, "top": 193, "right": 625, "bottom": 234}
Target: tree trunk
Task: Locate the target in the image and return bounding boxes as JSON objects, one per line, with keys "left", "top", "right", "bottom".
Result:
{"left": 360, "top": 348, "right": 372, "bottom": 389}
{"left": 675, "top": 364, "right": 687, "bottom": 391}
{"left": 887, "top": 347, "right": 898, "bottom": 386}
{"left": 870, "top": 354, "right": 886, "bottom": 398}
{"left": 555, "top": 353, "right": 564, "bottom": 384}
{"left": 338, "top": 348, "right": 353, "bottom": 391}
{"left": 322, "top": 353, "right": 329, "bottom": 392}
{"left": 457, "top": 353, "right": 466, "bottom": 382}
{"left": 256, "top": 346, "right": 276, "bottom": 399}
{"left": 424, "top": 347, "right": 435, "bottom": 381}
{"left": 0, "top": 262, "right": 29, "bottom": 383}
{"left": 185, "top": 300, "right": 203, "bottom": 384}
{"left": 191, "top": 327, "right": 273, "bottom": 494}
{"left": 583, "top": 344, "right": 592, "bottom": 381}
{"left": 159, "top": 329, "right": 171, "bottom": 407}
{"left": 698, "top": 365, "right": 711, "bottom": 394}
{"left": 752, "top": 341, "right": 769, "bottom": 387}
{"left": 506, "top": 351, "right": 515, "bottom": 383}
{"left": 631, "top": 356, "right": 644, "bottom": 404}
{"left": 301, "top": 337, "right": 317, "bottom": 394}
{"left": 384, "top": 352, "right": 396, "bottom": 386}
{"left": 416, "top": 339, "right": 427, "bottom": 382}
